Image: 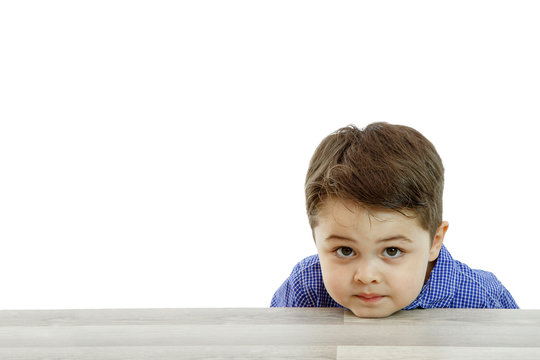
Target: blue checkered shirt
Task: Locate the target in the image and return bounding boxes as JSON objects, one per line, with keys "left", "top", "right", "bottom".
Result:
{"left": 270, "top": 245, "right": 518, "bottom": 309}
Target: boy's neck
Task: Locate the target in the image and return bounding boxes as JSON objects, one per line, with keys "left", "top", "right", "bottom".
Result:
{"left": 424, "top": 259, "right": 437, "bottom": 284}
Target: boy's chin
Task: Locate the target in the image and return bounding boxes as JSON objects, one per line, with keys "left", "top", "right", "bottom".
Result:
{"left": 348, "top": 307, "right": 399, "bottom": 318}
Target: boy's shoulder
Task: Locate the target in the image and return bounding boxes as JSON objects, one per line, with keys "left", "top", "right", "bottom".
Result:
{"left": 421, "top": 246, "right": 518, "bottom": 309}
{"left": 290, "top": 254, "right": 321, "bottom": 274}
{"left": 271, "top": 254, "right": 342, "bottom": 308}
{"left": 451, "top": 258, "right": 514, "bottom": 307}
{"left": 287, "top": 254, "right": 326, "bottom": 292}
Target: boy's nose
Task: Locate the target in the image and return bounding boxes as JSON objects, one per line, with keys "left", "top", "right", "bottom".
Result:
{"left": 353, "top": 259, "right": 382, "bottom": 284}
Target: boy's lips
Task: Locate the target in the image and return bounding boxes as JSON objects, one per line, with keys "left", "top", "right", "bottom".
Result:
{"left": 355, "top": 293, "right": 386, "bottom": 303}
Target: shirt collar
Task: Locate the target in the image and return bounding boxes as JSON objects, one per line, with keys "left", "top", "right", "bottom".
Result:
{"left": 402, "top": 244, "right": 457, "bottom": 309}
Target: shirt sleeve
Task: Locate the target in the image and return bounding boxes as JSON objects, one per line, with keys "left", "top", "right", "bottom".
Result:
{"left": 270, "top": 277, "right": 296, "bottom": 307}
{"left": 270, "top": 260, "right": 317, "bottom": 307}
{"left": 497, "top": 286, "right": 519, "bottom": 309}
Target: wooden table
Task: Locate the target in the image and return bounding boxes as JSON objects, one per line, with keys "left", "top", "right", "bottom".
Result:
{"left": 0, "top": 308, "right": 538, "bottom": 359}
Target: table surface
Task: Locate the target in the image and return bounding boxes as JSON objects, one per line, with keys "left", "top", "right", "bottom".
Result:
{"left": 0, "top": 307, "right": 539, "bottom": 359}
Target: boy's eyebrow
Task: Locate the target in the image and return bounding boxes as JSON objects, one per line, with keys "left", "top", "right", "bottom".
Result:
{"left": 325, "top": 235, "right": 356, "bottom": 242}
{"left": 377, "top": 235, "right": 413, "bottom": 243}
{"left": 325, "top": 235, "right": 413, "bottom": 243}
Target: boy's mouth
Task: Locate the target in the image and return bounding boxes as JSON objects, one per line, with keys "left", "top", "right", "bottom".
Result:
{"left": 355, "top": 293, "right": 385, "bottom": 303}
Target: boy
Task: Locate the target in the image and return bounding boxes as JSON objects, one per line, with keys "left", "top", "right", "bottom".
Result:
{"left": 271, "top": 122, "right": 518, "bottom": 318}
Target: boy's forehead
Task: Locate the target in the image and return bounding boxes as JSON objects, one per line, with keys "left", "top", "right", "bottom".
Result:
{"left": 314, "top": 199, "right": 431, "bottom": 245}
{"left": 317, "top": 198, "right": 421, "bottom": 230}
{"left": 319, "top": 198, "right": 412, "bottom": 220}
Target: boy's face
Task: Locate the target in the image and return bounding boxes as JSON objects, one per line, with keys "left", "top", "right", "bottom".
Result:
{"left": 313, "top": 198, "right": 447, "bottom": 318}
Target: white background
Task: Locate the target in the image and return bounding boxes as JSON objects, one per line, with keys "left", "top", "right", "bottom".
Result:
{"left": 1, "top": 1, "right": 539, "bottom": 310}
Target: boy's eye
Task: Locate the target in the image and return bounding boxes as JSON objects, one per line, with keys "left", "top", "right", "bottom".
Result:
{"left": 336, "top": 247, "right": 355, "bottom": 258}
{"left": 383, "top": 247, "right": 402, "bottom": 258}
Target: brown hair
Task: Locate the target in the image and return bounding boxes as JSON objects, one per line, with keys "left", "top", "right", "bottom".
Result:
{"left": 305, "top": 122, "right": 444, "bottom": 239}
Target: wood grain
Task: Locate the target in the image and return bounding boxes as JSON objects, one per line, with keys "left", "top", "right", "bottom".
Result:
{"left": 0, "top": 307, "right": 344, "bottom": 326}
{"left": 0, "top": 308, "right": 538, "bottom": 359}
{"left": 338, "top": 346, "right": 540, "bottom": 360}
{"left": 344, "top": 308, "right": 540, "bottom": 326}
{"left": 0, "top": 346, "right": 337, "bottom": 360}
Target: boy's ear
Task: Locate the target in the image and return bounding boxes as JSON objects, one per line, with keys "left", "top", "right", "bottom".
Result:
{"left": 429, "top": 221, "right": 449, "bottom": 262}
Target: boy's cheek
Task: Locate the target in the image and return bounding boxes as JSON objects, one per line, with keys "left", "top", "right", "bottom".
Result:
{"left": 391, "top": 265, "right": 428, "bottom": 304}
{"left": 320, "top": 264, "right": 350, "bottom": 298}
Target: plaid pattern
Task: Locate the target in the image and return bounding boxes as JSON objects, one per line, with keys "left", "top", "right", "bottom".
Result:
{"left": 270, "top": 245, "right": 518, "bottom": 309}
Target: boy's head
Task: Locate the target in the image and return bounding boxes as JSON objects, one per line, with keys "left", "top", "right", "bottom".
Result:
{"left": 306, "top": 122, "right": 444, "bottom": 239}
{"left": 305, "top": 123, "right": 448, "bottom": 317}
